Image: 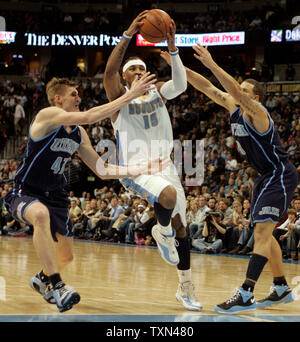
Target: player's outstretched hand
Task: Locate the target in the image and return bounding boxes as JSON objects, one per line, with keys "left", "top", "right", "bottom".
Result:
{"left": 130, "top": 156, "right": 170, "bottom": 177}
{"left": 125, "top": 10, "right": 149, "bottom": 37}
{"left": 129, "top": 72, "right": 157, "bottom": 98}
{"left": 192, "top": 42, "right": 215, "bottom": 69}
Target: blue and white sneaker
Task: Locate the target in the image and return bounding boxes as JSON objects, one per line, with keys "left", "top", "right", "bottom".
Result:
{"left": 256, "top": 284, "right": 295, "bottom": 308}
{"left": 176, "top": 281, "right": 203, "bottom": 311}
{"left": 151, "top": 225, "right": 179, "bottom": 265}
{"left": 214, "top": 287, "right": 256, "bottom": 314}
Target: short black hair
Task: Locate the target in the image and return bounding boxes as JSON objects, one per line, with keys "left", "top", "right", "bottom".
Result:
{"left": 244, "top": 78, "right": 265, "bottom": 104}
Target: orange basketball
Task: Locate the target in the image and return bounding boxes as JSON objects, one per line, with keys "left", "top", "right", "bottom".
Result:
{"left": 139, "top": 9, "right": 172, "bottom": 43}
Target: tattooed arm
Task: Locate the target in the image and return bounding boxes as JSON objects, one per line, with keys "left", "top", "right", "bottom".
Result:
{"left": 160, "top": 51, "right": 236, "bottom": 113}
{"left": 185, "top": 67, "right": 236, "bottom": 113}
{"left": 103, "top": 11, "right": 148, "bottom": 120}
{"left": 103, "top": 37, "right": 128, "bottom": 101}
{"left": 192, "top": 43, "right": 267, "bottom": 125}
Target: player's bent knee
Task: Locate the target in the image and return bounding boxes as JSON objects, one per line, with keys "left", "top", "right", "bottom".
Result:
{"left": 159, "top": 185, "right": 177, "bottom": 209}
{"left": 254, "top": 222, "right": 276, "bottom": 238}
{"left": 30, "top": 207, "right": 50, "bottom": 227}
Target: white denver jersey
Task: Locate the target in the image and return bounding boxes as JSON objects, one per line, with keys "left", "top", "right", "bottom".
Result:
{"left": 112, "top": 85, "right": 173, "bottom": 166}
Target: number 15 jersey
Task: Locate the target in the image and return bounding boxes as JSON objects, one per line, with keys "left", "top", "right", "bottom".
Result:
{"left": 112, "top": 85, "right": 173, "bottom": 166}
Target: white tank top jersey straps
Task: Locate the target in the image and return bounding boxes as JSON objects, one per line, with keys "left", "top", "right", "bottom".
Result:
{"left": 111, "top": 85, "right": 187, "bottom": 226}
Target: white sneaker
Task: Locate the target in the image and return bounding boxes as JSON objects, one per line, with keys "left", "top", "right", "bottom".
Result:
{"left": 151, "top": 225, "right": 179, "bottom": 265}
{"left": 52, "top": 282, "right": 80, "bottom": 312}
{"left": 176, "top": 281, "right": 203, "bottom": 311}
{"left": 30, "top": 274, "right": 56, "bottom": 304}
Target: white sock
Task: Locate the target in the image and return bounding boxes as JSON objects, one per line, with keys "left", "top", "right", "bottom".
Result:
{"left": 177, "top": 269, "right": 191, "bottom": 284}
{"left": 158, "top": 223, "right": 172, "bottom": 235}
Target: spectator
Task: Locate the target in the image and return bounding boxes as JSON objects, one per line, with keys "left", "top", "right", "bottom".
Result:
{"left": 81, "top": 198, "right": 100, "bottom": 239}
{"left": 98, "top": 196, "right": 125, "bottom": 239}
{"left": 227, "top": 201, "right": 243, "bottom": 252}
{"left": 192, "top": 212, "right": 226, "bottom": 253}
{"left": 186, "top": 200, "right": 199, "bottom": 231}
{"left": 189, "top": 196, "right": 210, "bottom": 240}
{"left": 225, "top": 152, "right": 238, "bottom": 171}
{"left": 249, "top": 15, "right": 262, "bottom": 30}
{"left": 72, "top": 202, "right": 92, "bottom": 238}
{"left": 276, "top": 209, "right": 299, "bottom": 260}
{"left": 229, "top": 200, "right": 253, "bottom": 255}
{"left": 68, "top": 191, "right": 77, "bottom": 201}
{"left": 2, "top": 208, "right": 30, "bottom": 236}
{"left": 69, "top": 200, "right": 82, "bottom": 225}
{"left": 266, "top": 94, "right": 277, "bottom": 110}
{"left": 207, "top": 197, "right": 217, "bottom": 211}
{"left": 0, "top": 189, "right": 7, "bottom": 234}
{"left": 13, "top": 98, "right": 25, "bottom": 135}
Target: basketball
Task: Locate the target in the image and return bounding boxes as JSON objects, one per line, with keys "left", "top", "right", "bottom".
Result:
{"left": 139, "top": 9, "right": 172, "bottom": 43}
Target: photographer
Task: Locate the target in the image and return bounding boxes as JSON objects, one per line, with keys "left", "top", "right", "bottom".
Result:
{"left": 191, "top": 211, "right": 226, "bottom": 254}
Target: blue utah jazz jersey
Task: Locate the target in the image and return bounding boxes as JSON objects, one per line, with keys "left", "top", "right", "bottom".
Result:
{"left": 15, "top": 125, "right": 82, "bottom": 192}
{"left": 230, "top": 107, "right": 288, "bottom": 175}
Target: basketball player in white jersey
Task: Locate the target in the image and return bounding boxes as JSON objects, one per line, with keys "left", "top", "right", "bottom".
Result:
{"left": 103, "top": 11, "right": 202, "bottom": 311}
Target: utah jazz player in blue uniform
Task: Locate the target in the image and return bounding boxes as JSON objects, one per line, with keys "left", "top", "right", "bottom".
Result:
{"left": 161, "top": 44, "right": 298, "bottom": 313}
{"left": 4, "top": 75, "right": 157, "bottom": 312}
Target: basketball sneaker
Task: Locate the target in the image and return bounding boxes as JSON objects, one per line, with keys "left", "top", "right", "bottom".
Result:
{"left": 176, "top": 281, "right": 203, "bottom": 311}
{"left": 30, "top": 273, "right": 56, "bottom": 304}
{"left": 214, "top": 287, "right": 256, "bottom": 314}
{"left": 52, "top": 282, "right": 81, "bottom": 312}
{"left": 256, "top": 284, "right": 295, "bottom": 308}
{"left": 151, "top": 225, "right": 179, "bottom": 265}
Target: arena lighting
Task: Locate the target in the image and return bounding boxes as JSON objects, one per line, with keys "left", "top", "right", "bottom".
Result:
{"left": 136, "top": 32, "right": 245, "bottom": 47}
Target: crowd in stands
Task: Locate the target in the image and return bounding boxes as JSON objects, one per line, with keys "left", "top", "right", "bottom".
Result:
{"left": 0, "top": 78, "right": 47, "bottom": 153}
{"left": 0, "top": 74, "right": 299, "bottom": 260}
{"left": 2, "top": 2, "right": 285, "bottom": 36}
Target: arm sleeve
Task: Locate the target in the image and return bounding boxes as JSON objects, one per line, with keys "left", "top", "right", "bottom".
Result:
{"left": 160, "top": 49, "right": 187, "bottom": 100}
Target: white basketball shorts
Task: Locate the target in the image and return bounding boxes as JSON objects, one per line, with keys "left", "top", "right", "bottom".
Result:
{"left": 120, "top": 162, "right": 186, "bottom": 227}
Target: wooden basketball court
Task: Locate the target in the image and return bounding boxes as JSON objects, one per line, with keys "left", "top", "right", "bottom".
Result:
{"left": 0, "top": 236, "right": 299, "bottom": 322}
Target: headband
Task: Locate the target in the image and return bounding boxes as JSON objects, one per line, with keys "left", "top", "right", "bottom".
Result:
{"left": 122, "top": 59, "right": 147, "bottom": 73}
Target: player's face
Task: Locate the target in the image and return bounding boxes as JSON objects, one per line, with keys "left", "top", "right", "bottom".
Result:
{"left": 240, "top": 82, "right": 259, "bottom": 102}
{"left": 60, "top": 87, "right": 81, "bottom": 112}
{"left": 123, "top": 64, "right": 147, "bottom": 87}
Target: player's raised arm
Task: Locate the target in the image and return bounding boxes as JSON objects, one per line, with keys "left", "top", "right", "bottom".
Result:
{"left": 104, "top": 10, "right": 148, "bottom": 101}
{"left": 156, "top": 20, "right": 187, "bottom": 101}
{"left": 192, "top": 43, "right": 267, "bottom": 120}
{"left": 35, "top": 72, "right": 156, "bottom": 128}
{"left": 160, "top": 50, "right": 236, "bottom": 113}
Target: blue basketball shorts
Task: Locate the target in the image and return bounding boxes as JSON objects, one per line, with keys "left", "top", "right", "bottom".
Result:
{"left": 4, "top": 187, "right": 73, "bottom": 242}
{"left": 251, "top": 161, "right": 298, "bottom": 224}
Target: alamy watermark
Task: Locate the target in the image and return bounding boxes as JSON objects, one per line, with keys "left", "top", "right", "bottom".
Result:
{"left": 96, "top": 135, "right": 205, "bottom": 187}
